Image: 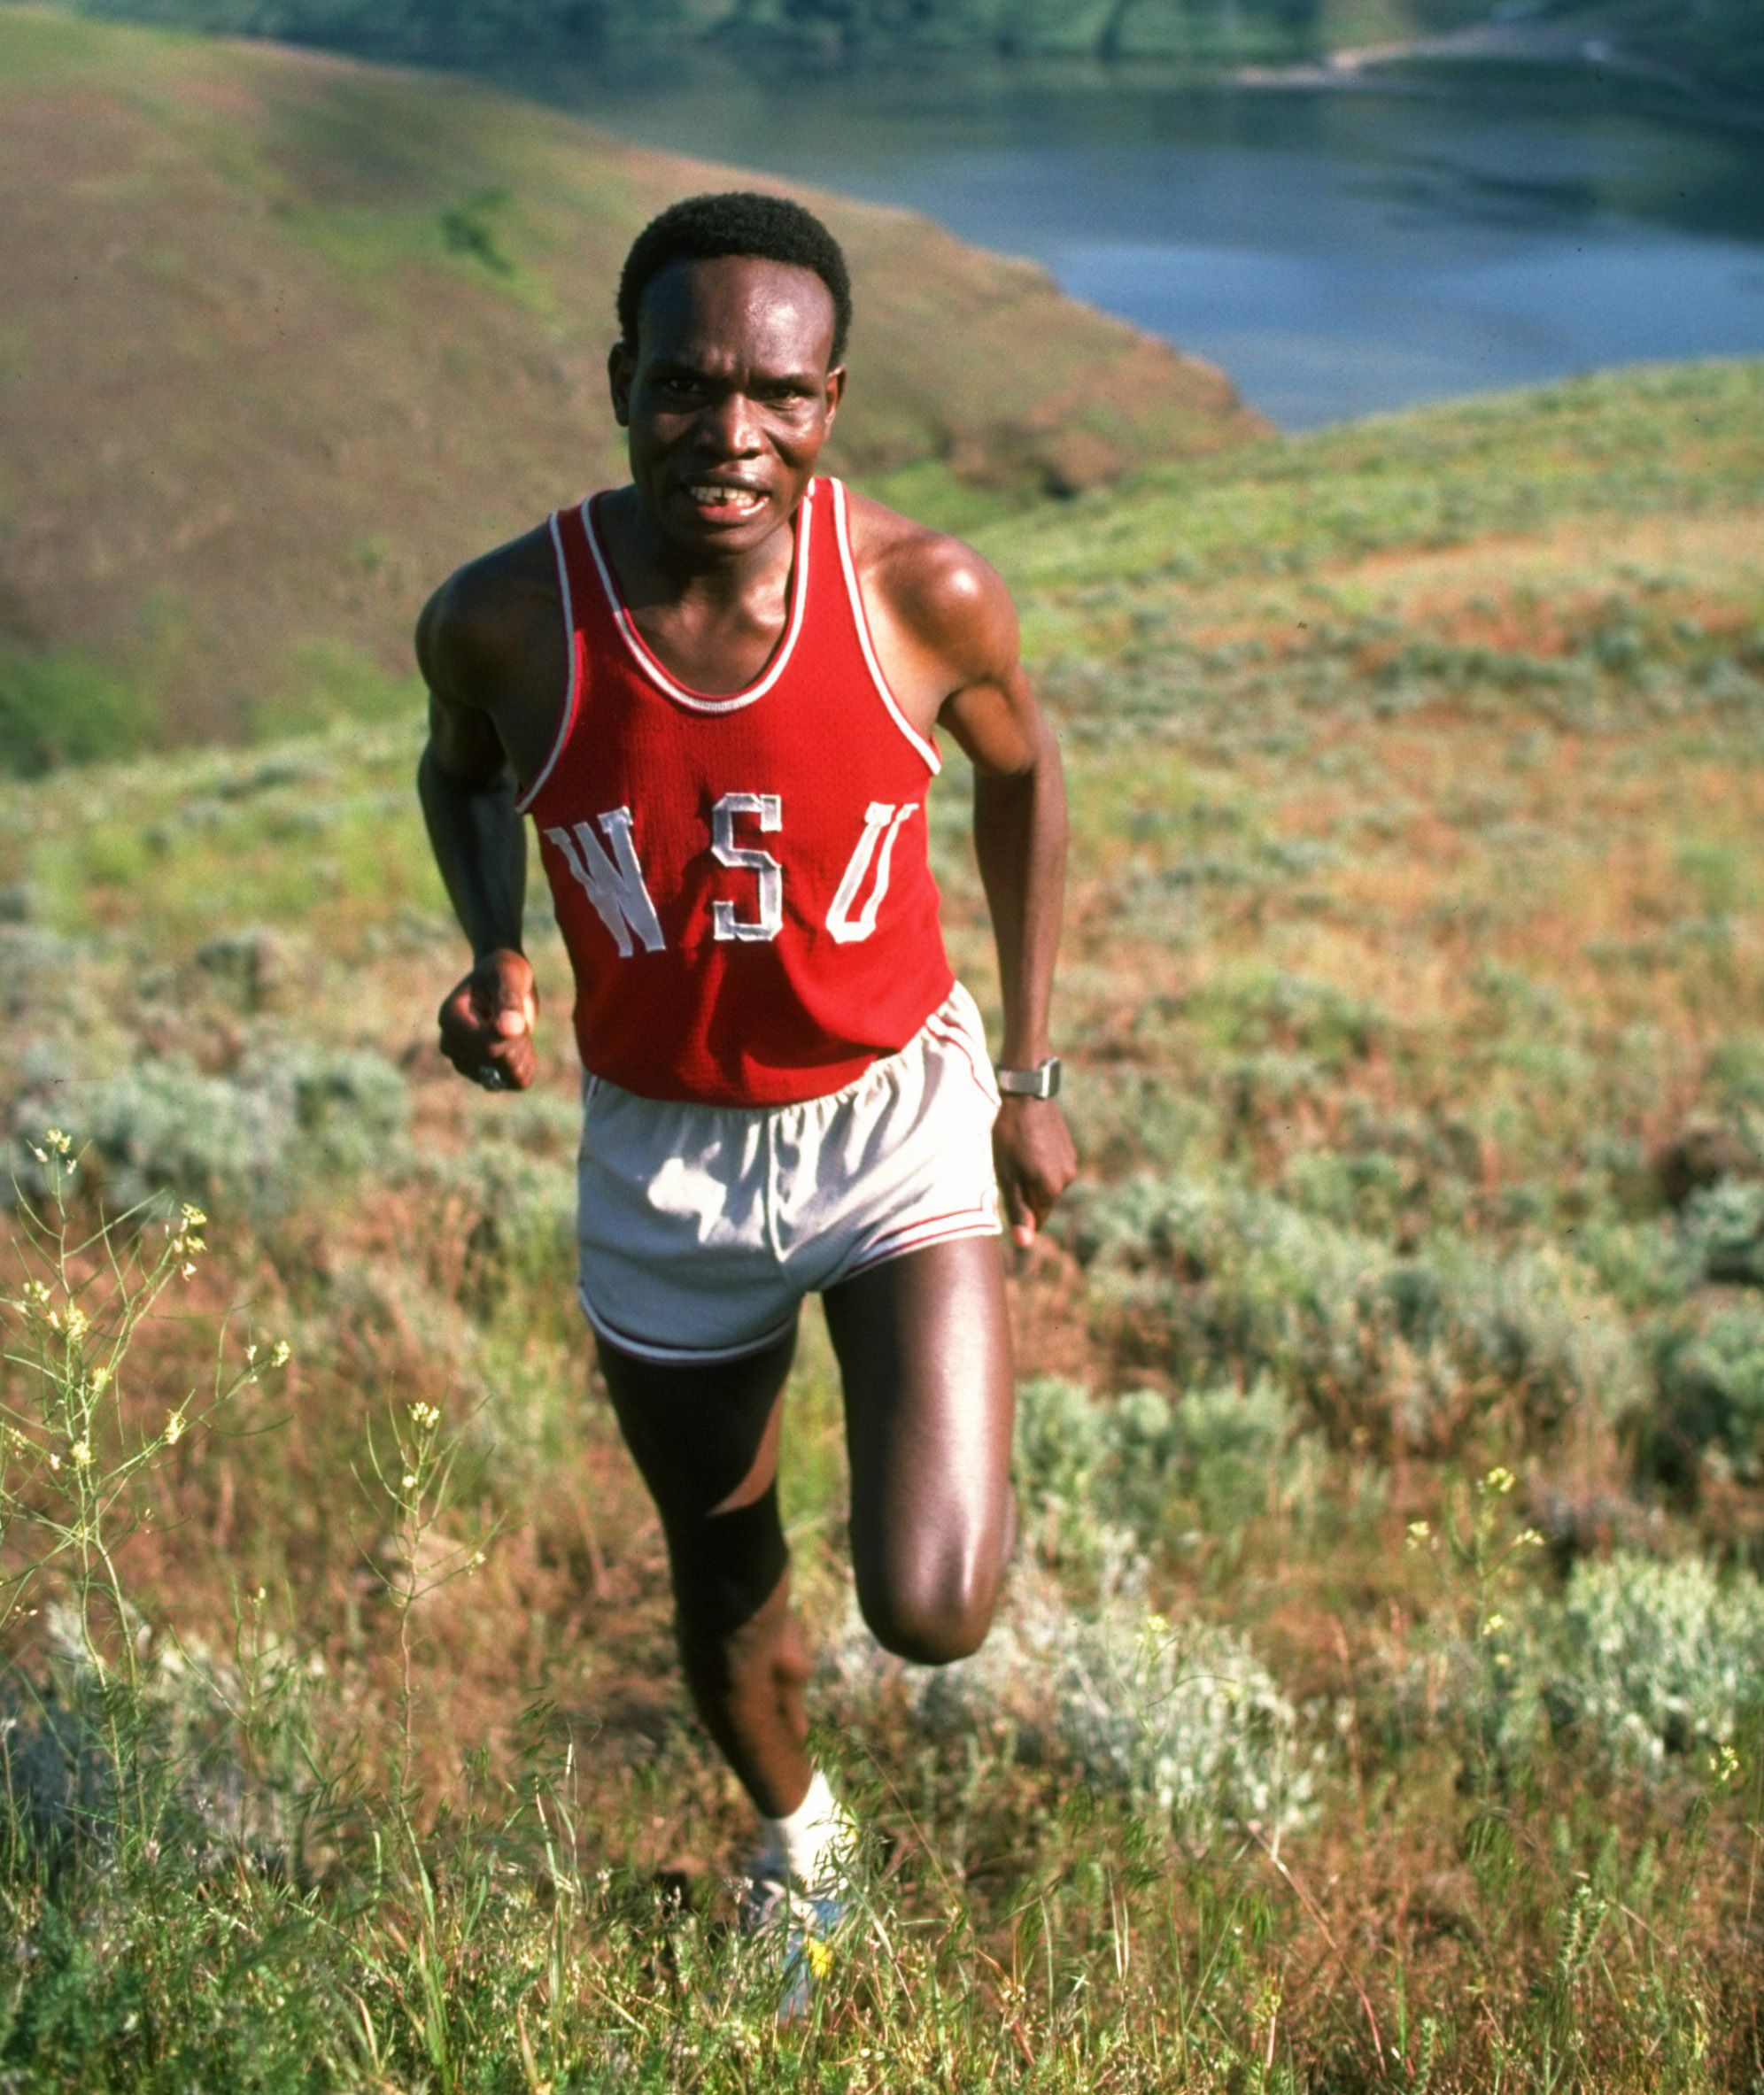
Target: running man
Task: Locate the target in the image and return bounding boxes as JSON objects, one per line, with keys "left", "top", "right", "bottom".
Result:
{"left": 416, "top": 191, "right": 1076, "bottom": 1939}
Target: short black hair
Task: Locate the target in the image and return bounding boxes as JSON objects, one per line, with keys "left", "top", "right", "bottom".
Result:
{"left": 617, "top": 191, "right": 852, "bottom": 365}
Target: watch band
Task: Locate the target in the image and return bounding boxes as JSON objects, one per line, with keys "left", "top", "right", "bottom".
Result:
{"left": 994, "top": 1055, "right": 1062, "bottom": 1100}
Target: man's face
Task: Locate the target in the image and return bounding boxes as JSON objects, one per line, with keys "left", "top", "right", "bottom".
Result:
{"left": 609, "top": 253, "right": 845, "bottom": 558}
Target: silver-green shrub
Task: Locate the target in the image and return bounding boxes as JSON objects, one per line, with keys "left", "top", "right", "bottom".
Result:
{"left": 1537, "top": 1552, "right": 1764, "bottom": 1766}
{"left": 1683, "top": 1175, "right": 1764, "bottom": 1287}
{"left": 423, "top": 1138, "right": 576, "bottom": 1304}
{"left": 1051, "top": 1597, "right": 1314, "bottom": 1839}
{"left": 819, "top": 1566, "right": 1313, "bottom": 1847}
{"left": 1161, "top": 1374, "right": 1310, "bottom": 1528}
{"left": 1064, "top": 1174, "right": 1641, "bottom": 1449}
{"left": 44, "top": 1061, "right": 292, "bottom": 1212}
{"left": 1013, "top": 1372, "right": 1310, "bottom": 1559}
{"left": 1647, "top": 1302, "right": 1764, "bottom": 1486}
{"left": 18, "top": 1045, "right": 410, "bottom": 1213}
{"left": 1013, "top": 1375, "right": 1123, "bottom": 1565}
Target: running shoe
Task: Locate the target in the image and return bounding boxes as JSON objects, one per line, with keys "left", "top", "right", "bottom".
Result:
{"left": 740, "top": 1862, "right": 848, "bottom": 2024}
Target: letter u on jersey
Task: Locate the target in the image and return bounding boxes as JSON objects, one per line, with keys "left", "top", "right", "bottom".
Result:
{"left": 545, "top": 797, "right": 916, "bottom": 952}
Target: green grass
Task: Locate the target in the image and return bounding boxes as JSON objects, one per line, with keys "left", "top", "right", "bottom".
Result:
{"left": 0, "top": 359, "right": 1762, "bottom": 2087}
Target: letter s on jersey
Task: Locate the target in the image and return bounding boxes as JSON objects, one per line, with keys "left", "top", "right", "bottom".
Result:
{"left": 547, "top": 799, "right": 915, "bottom": 951}
{"left": 709, "top": 792, "right": 784, "bottom": 943}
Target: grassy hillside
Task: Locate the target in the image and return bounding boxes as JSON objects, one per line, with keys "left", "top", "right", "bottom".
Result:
{"left": 0, "top": 6, "right": 1260, "bottom": 761}
{"left": 0, "top": 358, "right": 1760, "bottom": 2085}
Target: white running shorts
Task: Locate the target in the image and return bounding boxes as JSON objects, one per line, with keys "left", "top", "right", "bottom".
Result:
{"left": 576, "top": 981, "right": 1002, "bottom": 1365}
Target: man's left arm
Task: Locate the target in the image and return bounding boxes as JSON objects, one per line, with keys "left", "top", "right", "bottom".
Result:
{"left": 921, "top": 551, "right": 1078, "bottom": 1248}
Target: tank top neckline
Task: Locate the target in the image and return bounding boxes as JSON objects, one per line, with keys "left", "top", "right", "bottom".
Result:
{"left": 580, "top": 480, "right": 816, "bottom": 715}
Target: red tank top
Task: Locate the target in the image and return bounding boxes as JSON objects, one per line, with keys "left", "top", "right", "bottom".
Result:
{"left": 518, "top": 476, "right": 956, "bottom": 1107}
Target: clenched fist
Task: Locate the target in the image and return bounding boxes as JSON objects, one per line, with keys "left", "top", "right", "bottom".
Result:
{"left": 437, "top": 947, "right": 538, "bottom": 1093}
{"left": 993, "top": 1095, "right": 1078, "bottom": 1252}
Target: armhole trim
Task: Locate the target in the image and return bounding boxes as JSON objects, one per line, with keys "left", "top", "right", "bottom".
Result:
{"left": 829, "top": 479, "right": 941, "bottom": 777}
{"left": 514, "top": 509, "right": 583, "bottom": 814}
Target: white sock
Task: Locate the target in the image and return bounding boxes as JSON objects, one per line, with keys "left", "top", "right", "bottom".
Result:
{"left": 759, "top": 1769, "right": 855, "bottom": 1892}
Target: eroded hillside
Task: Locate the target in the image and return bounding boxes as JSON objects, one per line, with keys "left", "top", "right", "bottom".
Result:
{"left": 0, "top": 4, "right": 1261, "bottom": 754}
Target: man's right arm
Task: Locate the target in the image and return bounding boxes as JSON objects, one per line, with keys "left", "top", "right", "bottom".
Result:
{"left": 415, "top": 576, "right": 540, "bottom": 1093}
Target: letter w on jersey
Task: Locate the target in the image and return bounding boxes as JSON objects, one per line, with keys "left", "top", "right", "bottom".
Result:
{"left": 545, "top": 809, "right": 667, "bottom": 957}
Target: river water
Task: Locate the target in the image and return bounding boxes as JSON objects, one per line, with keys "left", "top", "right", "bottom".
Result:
{"left": 476, "top": 53, "right": 1764, "bottom": 429}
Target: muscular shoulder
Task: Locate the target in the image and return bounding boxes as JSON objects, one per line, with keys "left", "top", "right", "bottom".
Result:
{"left": 416, "top": 525, "right": 560, "bottom": 707}
{"left": 844, "top": 491, "right": 1019, "bottom": 690}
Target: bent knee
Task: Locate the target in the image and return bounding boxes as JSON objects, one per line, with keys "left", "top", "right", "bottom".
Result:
{"left": 858, "top": 1561, "right": 1003, "bottom": 1667}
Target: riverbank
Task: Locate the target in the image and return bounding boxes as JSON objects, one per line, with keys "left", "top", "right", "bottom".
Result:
{"left": 1239, "top": 17, "right": 1764, "bottom": 134}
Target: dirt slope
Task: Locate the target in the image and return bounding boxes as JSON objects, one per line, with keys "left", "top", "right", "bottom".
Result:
{"left": 0, "top": 4, "right": 1265, "bottom": 745}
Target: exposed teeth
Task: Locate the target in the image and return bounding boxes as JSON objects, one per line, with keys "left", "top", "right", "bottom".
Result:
{"left": 689, "top": 484, "right": 762, "bottom": 509}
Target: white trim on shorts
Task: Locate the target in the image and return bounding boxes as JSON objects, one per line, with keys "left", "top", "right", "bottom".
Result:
{"left": 834, "top": 1200, "right": 1002, "bottom": 1287}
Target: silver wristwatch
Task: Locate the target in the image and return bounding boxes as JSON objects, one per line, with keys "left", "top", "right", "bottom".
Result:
{"left": 994, "top": 1055, "right": 1062, "bottom": 1100}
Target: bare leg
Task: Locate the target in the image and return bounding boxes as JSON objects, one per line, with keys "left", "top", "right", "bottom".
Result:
{"left": 599, "top": 1234, "right": 1013, "bottom": 1812}
{"left": 596, "top": 1326, "right": 815, "bottom": 1819}
{"left": 823, "top": 1236, "right": 1016, "bottom": 1666}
